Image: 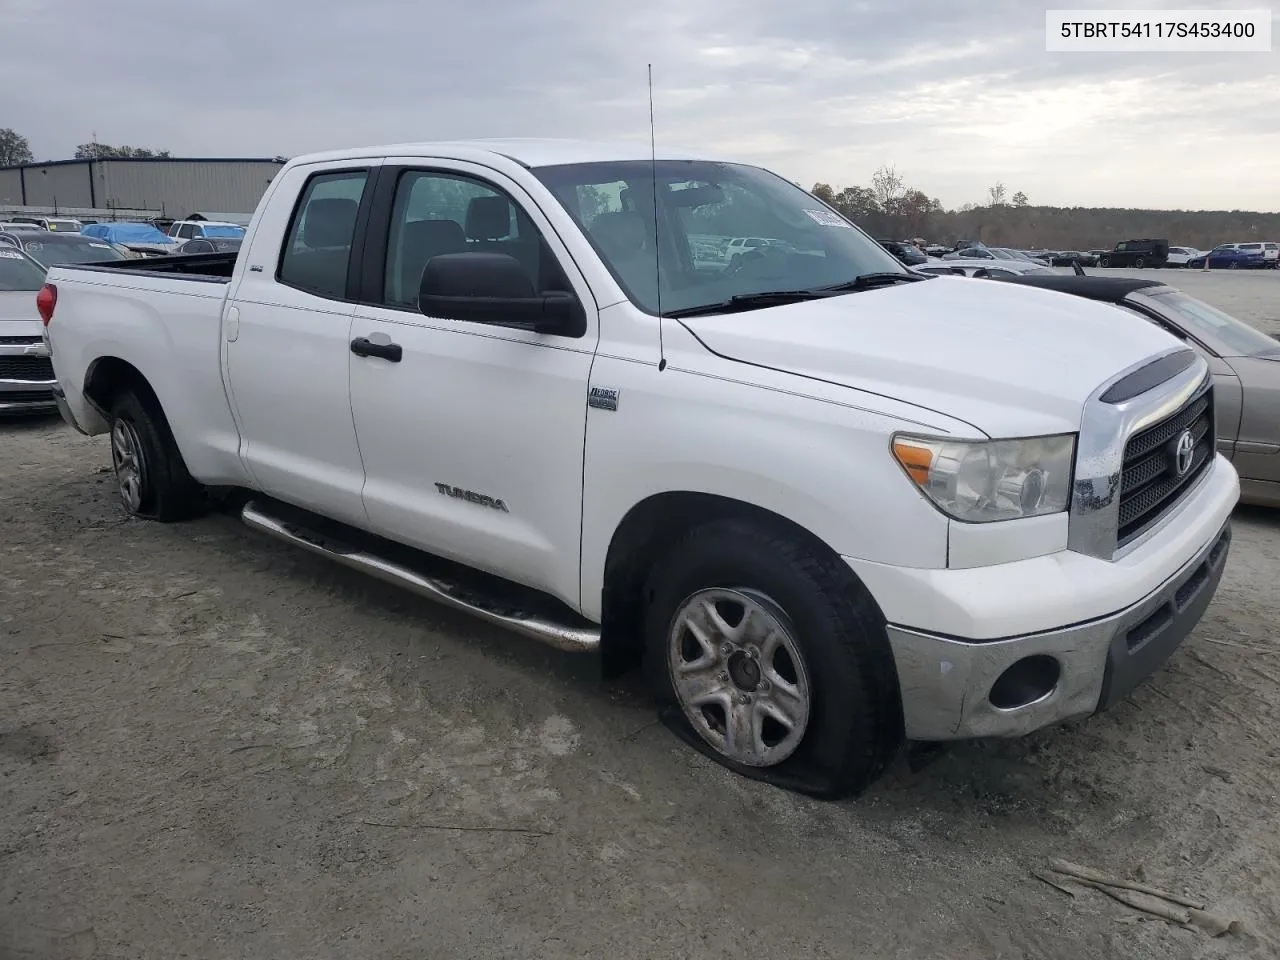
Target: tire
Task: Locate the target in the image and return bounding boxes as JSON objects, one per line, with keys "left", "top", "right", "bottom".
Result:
{"left": 642, "top": 519, "right": 902, "bottom": 799}
{"left": 1228, "top": 260, "right": 1238, "bottom": 270}
{"left": 1134, "top": 256, "right": 1145, "bottom": 268}
{"left": 107, "top": 390, "right": 209, "bottom": 522}
{"left": 1099, "top": 257, "right": 1110, "bottom": 268}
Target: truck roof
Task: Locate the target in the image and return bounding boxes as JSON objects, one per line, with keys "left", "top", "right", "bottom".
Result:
{"left": 283, "top": 138, "right": 717, "bottom": 170}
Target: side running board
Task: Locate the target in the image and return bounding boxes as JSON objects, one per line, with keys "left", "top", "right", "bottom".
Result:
{"left": 240, "top": 499, "right": 601, "bottom": 653}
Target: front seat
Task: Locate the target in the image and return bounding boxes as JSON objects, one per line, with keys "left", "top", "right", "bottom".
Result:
{"left": 588, "top": 211, "right": 657, "bottom": 299}
{"left": 393, "top": 218, "right": 467, "bottom": 305}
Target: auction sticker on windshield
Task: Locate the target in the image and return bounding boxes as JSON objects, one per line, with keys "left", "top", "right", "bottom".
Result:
{"left": 803, "top": 209, "right": 853, "bottom": 227}
{"left": 0, "top": 250, "right": 23, "bottom": 259}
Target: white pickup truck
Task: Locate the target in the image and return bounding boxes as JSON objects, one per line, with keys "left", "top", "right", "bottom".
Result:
{"left": 40, "top": 140, "right": 1239, "bottom": 797}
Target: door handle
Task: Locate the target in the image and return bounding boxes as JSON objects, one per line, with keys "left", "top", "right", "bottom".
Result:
{"left": 350, "top": 337, "right": 402, "bottom": 362}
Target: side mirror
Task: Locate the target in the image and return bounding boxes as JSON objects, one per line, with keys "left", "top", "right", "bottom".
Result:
{"left": 418, "top": 252, "right": 586, "bottom": 337}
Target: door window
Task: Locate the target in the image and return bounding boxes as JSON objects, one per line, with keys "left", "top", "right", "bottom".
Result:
{"left": 277, "top": 169, "right": 369, "bottom": 300}
{"left": 380, "top": 169, "right": 567, "bottom": 310}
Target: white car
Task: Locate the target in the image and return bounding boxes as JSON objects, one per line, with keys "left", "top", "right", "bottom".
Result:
{"left": 41, "top": 138, "right": 1239, "bottom": 797}
{"left": 915, "top": 258, "right": 1053, "bottom": 278}
{"left": 0, "top": 247, "right": 57, "bottom": 415}
{"left": 166, "top": 219, "right": 248, "bottom": 243}
{"left": 1166, "top": 246, "right": 1200, "bottom": 267}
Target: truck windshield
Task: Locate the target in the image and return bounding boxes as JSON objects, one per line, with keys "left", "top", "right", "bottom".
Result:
{"left": 0, "top": 250, "right": 47, "bottom": 291}
{"left": 533, "top": 160, "right": 907, "bottom": 316}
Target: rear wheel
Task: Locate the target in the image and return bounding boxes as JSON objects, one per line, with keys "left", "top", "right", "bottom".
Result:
{"left": 107, "top": 390, "right": 210, "bottom": 522}
{"left": 643, "top": 519, "right": 903, "bottom": 798}
{"left": 1134, "top": 256, "right": 1145, "bottom": 268}
{"left": 1228, "top": 260, "right": 1239, "bottom": 270}
{"left": 1099, "top": 256, "right": 1110, "bottom": 267}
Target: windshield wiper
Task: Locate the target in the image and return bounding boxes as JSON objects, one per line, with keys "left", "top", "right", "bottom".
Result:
{"left": 664, "top": 289, "right": 832, "bottom": 319}
{"left": 817, "top": 272, "right": 926, "bottom": 292}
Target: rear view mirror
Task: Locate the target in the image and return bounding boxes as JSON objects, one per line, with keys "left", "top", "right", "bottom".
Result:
{"left": 668, "top": 184, "right": 725, "bottom": 208}
{"left": 418, "top": 252, "right": 586, "bottom": 337}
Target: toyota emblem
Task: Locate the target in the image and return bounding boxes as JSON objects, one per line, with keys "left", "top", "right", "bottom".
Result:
{"left": 1173, "top": 429, "right": 1195, "bottom": 476}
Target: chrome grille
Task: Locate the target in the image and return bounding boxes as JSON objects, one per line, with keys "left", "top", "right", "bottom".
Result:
{"left": 1116, "top": 382, "right": 1214, "bottom": 546}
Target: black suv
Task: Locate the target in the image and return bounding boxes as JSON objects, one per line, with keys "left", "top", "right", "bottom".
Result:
{"left": 1099, "top": 239, "right": 1168, "bottom": 268}
{"left": 878, "top": 240, "right": 927, "bottom": 266}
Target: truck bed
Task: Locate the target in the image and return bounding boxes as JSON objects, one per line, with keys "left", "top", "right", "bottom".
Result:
{"left": 66, "top": 251, "right": 239, "bottom": 282}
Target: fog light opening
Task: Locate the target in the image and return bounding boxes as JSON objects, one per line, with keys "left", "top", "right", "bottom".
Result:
{"left": 989, "top": 655, "right": 1061, "bottom": 710}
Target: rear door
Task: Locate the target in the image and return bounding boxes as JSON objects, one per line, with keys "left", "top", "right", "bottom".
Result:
{"left": 223, "top": 160, "right": 381, "bottom": 527}
{"left": 346, "top": 160, "right": 600, "bottom": 607}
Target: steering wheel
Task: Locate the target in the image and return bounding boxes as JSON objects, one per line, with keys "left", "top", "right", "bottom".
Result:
{"left": 724, "top": 244, "right": 785, "bottom": 276}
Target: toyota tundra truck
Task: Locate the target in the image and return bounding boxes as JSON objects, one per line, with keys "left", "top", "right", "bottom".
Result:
{"left": 39, "top": 140, "right": 1239, "bottom": 797}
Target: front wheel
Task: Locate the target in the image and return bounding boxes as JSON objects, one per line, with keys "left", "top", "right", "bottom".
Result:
{"left": 1099, "top": 256, "right": 1110, "bottom": 267}
{"left": 1228, "top": 260, "right": 1239, "bottom": 270}
{"left": 1134, "top": 256, "right": 1145, "bottom": 268}
{"left": 643, "top": 519, "right": 903, "bottom": 798}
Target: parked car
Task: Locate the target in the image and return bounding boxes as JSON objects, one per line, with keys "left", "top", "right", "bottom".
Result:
{"left": 0, "top": 247, "right": 57, "bottom": 415}
{"left": 878, "top": 239, "right": 927, "bottom": 266}
{"left": 1186, "top": 245, "right": 1269, "bottom": 270}
{"left": 1099, "top": 239, "right": 1169, "bottom": 269}
{"left": 0, "top": 230, "right": 129, "bottom": 268}
{"left": 994, "top": 274, "right": 1280, "bottom": 506}
{"left": 1166, "top": 246, "right": 1200, "bottom": 267}
{"left": 176, "top": 237, "right": 244, "bottom": 255}
{"left": 5, "top": 216, "right": 83, "bottom": 233}
{"left": 1217, "top": 242, "right": 1278, "bottom": 268}
{"left": 915, "top": 258, "right": 1053, "bottom": 278}
{"left": 42, "top": 138, "right": 1238, "bottom": 798}
{"left": 167, "top": 219, "right": 247, "bottom": 242}
{"left": 80, "top": 222, "right": 178, "bottom": 257}
{"left": 0, "top": 222, "right": 44, "bottom": 233}
{"left": 1048, "top": 251, "right": 1099, "bottom": 267}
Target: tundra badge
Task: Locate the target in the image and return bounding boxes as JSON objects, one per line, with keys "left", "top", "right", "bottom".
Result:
{"left": 434, "top": 483, "right": 509, "bottom": 512}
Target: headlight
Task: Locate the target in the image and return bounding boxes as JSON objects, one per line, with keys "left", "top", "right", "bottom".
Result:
{"left": 892, "top": 433, "right": 1075, "bottom": 523}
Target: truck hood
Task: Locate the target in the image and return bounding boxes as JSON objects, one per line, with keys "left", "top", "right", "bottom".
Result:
{"left": 0, "top": 290, "right": 43, "bottom": 330}
{"left": 678, "top": 276, "right": 1184, "bottom": 437}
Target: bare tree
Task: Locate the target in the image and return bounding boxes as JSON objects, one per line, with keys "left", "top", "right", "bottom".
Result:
{"left": 870, "top": 165, "right": 906, "bottom": 209}
{"left": 987, "top": 181, "right": 1008, "bottom": 206}
{"left": 0, "top": 127, "right": 33, "bottom": 166}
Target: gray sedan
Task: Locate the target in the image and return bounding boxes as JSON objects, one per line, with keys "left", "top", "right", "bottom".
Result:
{"left": 995, "top": 274, "right": 1280, "bottom": 507}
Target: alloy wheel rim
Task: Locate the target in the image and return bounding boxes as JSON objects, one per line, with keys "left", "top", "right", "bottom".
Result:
{"left": 667, "top": 587, "right": 811, "bottom": 767}
{"left": 110, "top": 419, "right": 145, "bottom": 513}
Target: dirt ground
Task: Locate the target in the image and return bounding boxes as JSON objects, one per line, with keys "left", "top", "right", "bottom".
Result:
{"left": 3, "top": 268, "right": 1279, "bottom": 959}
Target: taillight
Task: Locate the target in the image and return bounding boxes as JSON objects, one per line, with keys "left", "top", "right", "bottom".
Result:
{"left": 36, "top": 283, "right": 56, "bottom": 325}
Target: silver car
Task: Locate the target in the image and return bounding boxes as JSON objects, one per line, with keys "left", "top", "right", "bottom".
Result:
{"left": 0, "top": 248, "right": 56, "bottom": 415}
{"left": 996, "top": 274, "right": 1280, "bottom": 507}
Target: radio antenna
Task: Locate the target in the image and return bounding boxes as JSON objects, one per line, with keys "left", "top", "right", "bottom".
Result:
{"left": 648, "top": 63, "right": 666, "bottom": 370}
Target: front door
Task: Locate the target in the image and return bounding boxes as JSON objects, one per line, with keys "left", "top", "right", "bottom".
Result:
{"left": 223, "top": 163, "right": 377, "bottom": 527}
{"left": 348, "top": 162, "right": 599, "bottom": 608}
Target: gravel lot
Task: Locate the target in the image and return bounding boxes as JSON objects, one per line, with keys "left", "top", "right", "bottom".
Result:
{"left": 3, "top": 268, "right": 1278, "bottom": 959}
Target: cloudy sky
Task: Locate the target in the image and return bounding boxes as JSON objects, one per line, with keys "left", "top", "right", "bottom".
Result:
{"left": 4, "top": 0, "right": 1277, "bottom": 211}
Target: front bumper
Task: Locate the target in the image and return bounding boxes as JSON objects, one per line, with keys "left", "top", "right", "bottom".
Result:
{"left": 0, "top": 379, "right": 57, "bottom": 415}
{"left": 885, "top": 521, "right": 1231, "bottom": 740}
{"left": 0, "top": 337, "right": 57, "bottom": 415}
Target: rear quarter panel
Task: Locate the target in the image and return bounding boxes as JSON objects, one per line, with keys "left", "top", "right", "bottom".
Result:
{"left": 46, "top": 269, "right": 250, "bottom": 486}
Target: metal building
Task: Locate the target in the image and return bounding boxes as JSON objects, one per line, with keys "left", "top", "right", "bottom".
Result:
{"left": 0, "top": 157, "right": 286, "bottom": 219}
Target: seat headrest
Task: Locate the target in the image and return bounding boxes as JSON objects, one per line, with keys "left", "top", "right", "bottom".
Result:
{"left": 465, "top": 196, "right": 513, "bottom": 241}
{"left": 402, "top": 218, "right": 466, "bottom": 251}
{"left": 589, "top": 211, "right": 647, "bottom": 259}
{"left": 302, "top": 198, "right": 358, "bottom": 249}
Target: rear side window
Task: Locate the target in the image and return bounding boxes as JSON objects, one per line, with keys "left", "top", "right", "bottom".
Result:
{"left": 278, "top": 169, "right": 369, "bottom": 300}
